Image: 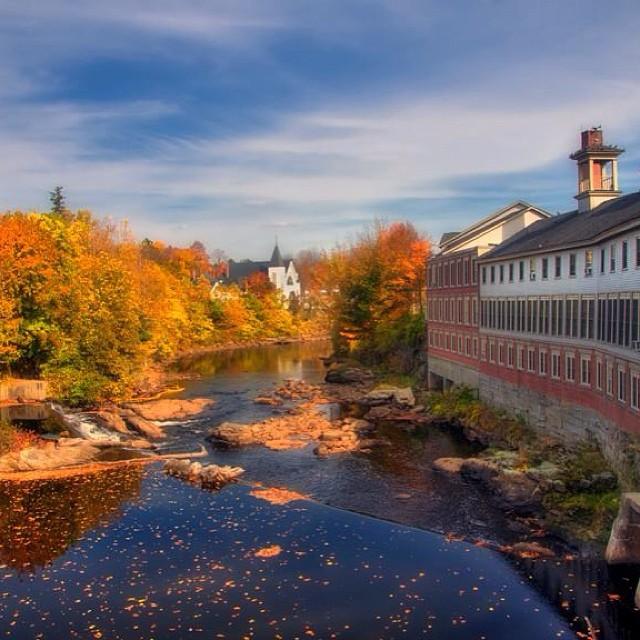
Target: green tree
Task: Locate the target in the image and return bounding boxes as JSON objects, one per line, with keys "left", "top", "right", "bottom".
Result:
{"left": 49, "top": 186, "right": 66, "bottom": 215}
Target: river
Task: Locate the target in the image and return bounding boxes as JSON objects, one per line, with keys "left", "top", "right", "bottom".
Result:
{"left": 0, "top": 341, "right": 638, "bottom": 639}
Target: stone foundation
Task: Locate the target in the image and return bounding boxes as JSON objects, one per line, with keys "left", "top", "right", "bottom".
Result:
{"left": 479, "top": 373, "right": 640, "bottom": 489}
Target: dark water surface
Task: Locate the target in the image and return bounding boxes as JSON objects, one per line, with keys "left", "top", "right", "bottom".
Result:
{"left": 1, "top": 341, "right": 638, "bottom": 639}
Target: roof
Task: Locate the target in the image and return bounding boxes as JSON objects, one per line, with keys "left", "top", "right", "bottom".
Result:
{"left": 439, "top": 200, "right": 552, "bottom": 253}
{"left": 270, "top": 243, "right": 284, "bottom": 267}
{"left": 482, "top": 191, "right": 640, "bottom": 260}
{"left": 227, "top": 259, "right": 270, "bottom": 283}
{"left": 439, "top": 231, "right": 460, "bottom": 246}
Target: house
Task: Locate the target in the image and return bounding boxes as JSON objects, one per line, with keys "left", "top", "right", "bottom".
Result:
{"left": 426, "top": 127, "right": 640, "bottom": 472}
{"left": 226, "top": 242, "right": 301, "bottom": 302}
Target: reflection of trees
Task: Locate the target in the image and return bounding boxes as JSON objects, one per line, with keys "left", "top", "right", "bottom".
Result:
{"left": 0, "top": 465, "right": 143, "bottom": 571}
{"left": 174, "top": 341, "right": 330, "bottom": 378}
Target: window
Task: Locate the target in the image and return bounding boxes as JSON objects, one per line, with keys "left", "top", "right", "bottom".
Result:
{"left": 569, "top": 253, "right": 577, "bottom": 277}
{"left": 517, "top": 346, "right": 525, "bottom": 370}
{"left": 610, "top": 244, "right": 616, "bottom": 272}
{"left": 636, "top": 238, "right": 640, "bottom": 269}
{"left": 551, "top": 352, "right": 561, "bottom": 379}
{"left": 632, "top": 371, "right": 640, "bottom": 410}
{"left": 490, "top": 266, "right": 495, "bottom": 283}
{"left": 618, "top": 369, "right": 627, "bottom": 402}
{"left": 489, "top": 341, "right": 495, "bottom": 362}
{"left": 580, "top": 356, "right": 591, "bottom": 386}
{"left": 584, "top": 250, "right": 593, "bottom": 276}
{"left": 499, "top": 264, "right": 504, "bottom": 283}
{"left": 555, "top": 255, "right": 562, "bottom": 278}
{"left": 600, "top": 248, "right": 606, "bottom": 274}
{"left": 565, "top": 354, "right": 576, "bottom": 382}
{"left": 466, "top": 336, "right": 471, "bottom": 356}
{"left": 606, "top": 363, "right": 614, "bottom": 396}
{"left": 498, "top": 343, "right": 504, "bottom": 365}
{"left": 542, "top": 258, "right": 549, "bottom": 280}
{"left": 529, "top": 258, "right": 536, "bottom": 281}
{"left": 473, "top": 338, "right": 478, "bottom": 358}
{"left": 482, "top": 266, "right": 487, "bottom": 284}
{"left": 539, "top": 350, "right": 547, "bottom": 376}
{"left": 519, "top": 261, "right": 524, "bottom": 281}
{"left": 509, "top": 263, "right": 514, "bottom": 282}
{"left": 507, "top": 344, "right": 514, "bottom": 367}
{"left": 596, "top": 360, "right": 603, "bottom": 391}
{"left": 622, "top": 241, "right": 629, "bottom": 270}
{"left": 527, "top": 348, "right": 536, "bottom": 373}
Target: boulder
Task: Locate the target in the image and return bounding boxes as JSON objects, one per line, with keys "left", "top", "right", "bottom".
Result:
{"left": 0, "top": 439, "right": 100, "bottom": 472}
{"left": 364, "top": 406, "right": 394, "bottom": 421}
{"left": 362, "top": 386, "right": 415, "bottom": 408}
{"left": 325, "top": 366, "right": 374, "bottom": 384}
{"left": 121, "top": 411, "right": 166, "bottom": 440}
{"left": 87, "top": 410, "right": 130, "bottom": 434}
{"left": 165, "top": 459, "right": 244, "bottom": 488}
{"left": 488, "top": 470, "right": 542, "bottom": 514}
{"left": 605, "top": 493, "right": 640, "bottom": 564}
{"left": 125, "top": 397, "right": 215, "bottom": 421}
{"left": 460, "top": 458, "right": 500, "bottom": 482}
{"left": 208, "top": 422, "right": 256, "bottom": 447}
{"left": 433, "top": 457, "right": 465, "bottom": 474}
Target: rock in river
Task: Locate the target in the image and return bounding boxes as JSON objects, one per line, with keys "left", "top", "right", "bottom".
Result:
{"left": 361, "top": 386, "right": 415, "bottom": 408}
{"left": 125, "top": 398, "right": 215, "bottom": 421}
{"left": 433, "top": 457, "right": 465, "bottom": 474}
{"left": 605, "top": 492, "right": 640, "bottom": 564}
{"left": 165, "top": 459, "right": 244, "bottom": 488}
{"left": 0, "top": 439, "right": 100, "bottom": 473}
{"left": 324, "top": 365, "right": 374, "bottom": 384}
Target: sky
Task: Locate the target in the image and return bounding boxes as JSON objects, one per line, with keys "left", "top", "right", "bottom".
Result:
{"left": 2, "top": 0, "right": 640, "bottom": 259}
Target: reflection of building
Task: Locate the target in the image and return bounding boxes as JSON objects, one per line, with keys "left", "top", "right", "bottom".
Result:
{"left": 227, "top": 242, "right": 301, "bottom": 302}
{"left": 426, "top": 128, "right": 640, "bottom": 467}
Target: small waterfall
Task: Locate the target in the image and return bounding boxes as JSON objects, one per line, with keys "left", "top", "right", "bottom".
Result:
{"left": 49, "top": 404, "right": 123, "bottom": 444}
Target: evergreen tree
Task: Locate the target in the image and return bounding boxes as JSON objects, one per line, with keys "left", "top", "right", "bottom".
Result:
{"left": 49, "top": 186, "right": 66, "bottom": 215}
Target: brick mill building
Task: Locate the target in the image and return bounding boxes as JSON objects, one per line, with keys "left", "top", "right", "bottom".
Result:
{"left": 426, "top": 202, "right": 551, "bottom": 389}
{"left": 426, "top": 128, "right": 640, "bottom": 469}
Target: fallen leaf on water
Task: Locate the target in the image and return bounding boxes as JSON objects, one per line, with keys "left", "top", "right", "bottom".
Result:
{"left": 249, "top": 487, "right": 308, "bottom": 505}
{"left": 254, "top": 545, "right": 282, "bottom": 558}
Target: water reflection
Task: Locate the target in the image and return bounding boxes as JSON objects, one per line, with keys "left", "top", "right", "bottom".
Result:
{"left": 174, "top": 340, "right": 331, "bottom": 379}
{"left": 0, "top": 465, "right": 143, "bottom": 571}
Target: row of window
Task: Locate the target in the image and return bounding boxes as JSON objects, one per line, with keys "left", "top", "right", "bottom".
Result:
{"left": 428, "top": 295, "right": 478, "bottom": 326}
{"left": 481, "top": 238, "right": 640, "bottom": 285}
{"left": 429, "top": 330, "right": 640, "bottom": 410}
{"left": 428, "top": 255, "right": 478, "bottom": 289}
{"left": 479, "top": 294, "right": 640, "bottom": 349}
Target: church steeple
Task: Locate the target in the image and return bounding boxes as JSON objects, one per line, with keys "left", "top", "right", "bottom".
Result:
{"left": 270, "top": 240, "right": 284, "bottom": 267}
{"left": 570, "top": 127, "right": 624, "bottom": 212}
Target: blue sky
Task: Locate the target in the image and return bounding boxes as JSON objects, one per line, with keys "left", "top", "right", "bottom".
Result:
{"left": 2, "top": 0, "right": 640, "bottom": 258}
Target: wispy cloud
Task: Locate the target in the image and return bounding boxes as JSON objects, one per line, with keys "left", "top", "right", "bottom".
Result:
{"left": 1, "top": 1, "right": 640, "bottom": 256}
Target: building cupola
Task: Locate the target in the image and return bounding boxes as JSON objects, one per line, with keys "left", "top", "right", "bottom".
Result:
{"left": 570, "top": 127, "right": 624, "bottom": 212}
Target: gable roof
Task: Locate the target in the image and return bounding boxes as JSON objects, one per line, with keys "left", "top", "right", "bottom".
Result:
{"left": 482, "top": 191, "right": 640, "bottom": 260}
{"left": 439, "top": 200, "right": 552, "bottom": 253}
{"left": 227, "top": 259, "right": 270, "bottom": 283}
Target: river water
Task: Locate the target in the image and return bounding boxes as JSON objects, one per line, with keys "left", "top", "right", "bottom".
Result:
{"left": 0, "top": 341, "right": 638, "bottom": 639}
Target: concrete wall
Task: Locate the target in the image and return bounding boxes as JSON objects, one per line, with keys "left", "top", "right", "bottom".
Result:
{"left": 0, "top": 379, "right": 48, "bottom": 402}
{"left": 428, "top": 355, "right": 479, "bottom": 390}
{"left": 479, "top": 372, "right": 640, "bottom": 488}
